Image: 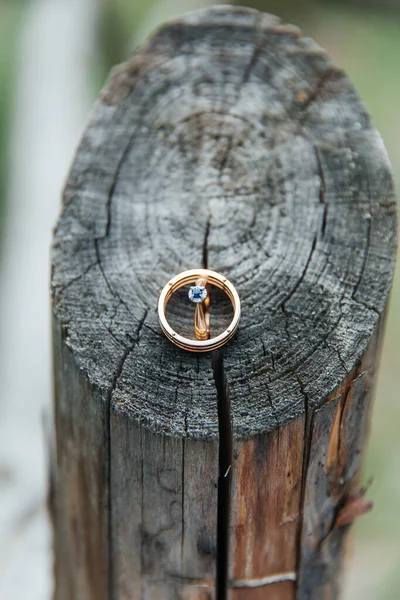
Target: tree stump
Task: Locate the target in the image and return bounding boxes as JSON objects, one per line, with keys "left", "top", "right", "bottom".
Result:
{"left": 51, "top": 6, "right": 397, "bottom": 600}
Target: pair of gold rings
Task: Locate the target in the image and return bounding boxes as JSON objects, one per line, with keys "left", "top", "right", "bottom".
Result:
{"left": 158, "top": 269, "right": 240, "bottom": 352}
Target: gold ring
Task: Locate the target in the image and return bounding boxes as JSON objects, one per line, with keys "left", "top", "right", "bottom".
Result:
{"left": 158, "top": 269, "right": 241, "bottom": 352}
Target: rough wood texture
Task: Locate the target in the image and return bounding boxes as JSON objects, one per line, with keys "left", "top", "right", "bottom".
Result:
{"left": 51, "top": 6, "right": 397, "bottom": 599}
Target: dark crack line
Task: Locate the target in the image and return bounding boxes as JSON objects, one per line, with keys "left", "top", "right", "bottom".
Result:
{"left": 104, "top": 128, "right": 141, "bottom": 239}
{"left": 323, "top": 339, "right": 349, "bottom": 377}
{"left": 265, "top": 382, "right": 280, "bottom": 429}
{"left": 109, "top": 307, "right": 149, "bottom": 395}
{"left": 140, "top": 426, "right": 144, "bottom": 599}
{"left": 261, "top": 339, "right": 277, "bottom": 379}
{"left": 97, "top": 300, "right": 136, "bottom": 345}
{"left": 202, "top": 217, "right": 211, "bottom": 269}
{"left": 179, "top": 362, "right": 188, "bottom": 579}
{"left": 53, "top": 261, "right": 97, "bottom": 299}
{"left": 270, "top": 350, "right": 276, "bottom": 372}
{"left": 239, "top": 12, "right": 263, "bottom": 93}
{"left": 299, "top": 66, "right": 337, "bottom": 116}
{"left": 181, "top": 437, "right": 185, "bottom": 578}
{"left": 94, "top": 237, "right": 147, "bottom": 321}
{"left": 98, "top": 314, "right": 127, "bottom": 347}
{"left": 106, "top": 383, "right": 112, "bottom": 600}
{"left": 316, "top": 382, "right": 355, "bottom": 549}
{"left": 272, "top": 313, "right": 343, "bottom": 385}
{"left": 111, "top": 345, "right": 134, "bottom": 395}
{"left": 352, "top": 181, "right": 372, "bottom": 302}
{"left": 217, "top": 134, "right": 235, "bottom": 188}
{"left": 212, "top": 349, "right": 232, "bottom": 600}
{"left": 314, "top": 145, "right": 328, "bottom": 237}
{"left": 246, "top": 229, "right": 271, "bottom": 260}
{"left": 353, "top": 296, "right": 380, "bottom": 318}
{"left": 94, "top": 238, "right": 119, "bottom": 299}
{"left": 314, "top": 146, "right": 326, "bottom": 205}
{"left": 282, "top": 304, "right": 292, "bottom": 340}
{"left": 280, "top": 234, "right": 317, "bottom": 336}
{"left": 282, "top": 234, "right": 317, "bottom": 311}
{"left": 295, "top": 374, "right": 314, "bottom": 591}
{"left": 350, "top": 175, "right": 381, "bottom": 319}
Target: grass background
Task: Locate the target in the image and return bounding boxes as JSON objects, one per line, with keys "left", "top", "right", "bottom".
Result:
{"left": 0, "top": 1, "right": 23, "bottom": 230}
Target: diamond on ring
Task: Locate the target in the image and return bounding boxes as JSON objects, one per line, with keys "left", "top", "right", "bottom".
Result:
{"left": 188, "top": 285, "right": 207, "bottom": 303}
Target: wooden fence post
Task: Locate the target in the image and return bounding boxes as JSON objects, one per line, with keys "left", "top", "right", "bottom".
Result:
{"left": 50, "top": 6, "right": 397, "bottom": 599}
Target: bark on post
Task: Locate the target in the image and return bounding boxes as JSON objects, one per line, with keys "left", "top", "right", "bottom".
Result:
{"left": 50, "top": 6, "right": 397, "bottom": 600}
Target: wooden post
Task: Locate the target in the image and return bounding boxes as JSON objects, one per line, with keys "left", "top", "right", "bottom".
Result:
{"left": 50, "top": 6, "right": 397, "bottom": 600}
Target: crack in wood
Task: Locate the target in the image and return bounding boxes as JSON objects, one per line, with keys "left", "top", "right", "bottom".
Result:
{"left": 203, "top": 199, "right": 233, "bottom": 598}
{"left": 295, "top": 374, "right": 315, "bottom": 592}
{"left": 140, "top": 426, "right": 144, "bottom": 599}
{"left": 323, "top": 339, "right": 349, "bottom": 377}
{"left": 52, "top": 261, "right": 97, "bottom": 301}
{"left": 351, "top": 176, "right": 373, "bottom": 303}
{"left": 104, "top": 133, "right": 137, "bottom": 238}
{"left": 181, "top": 434, "right": 185, "bottom": 579}
{"left": 281, "top": 233, "right": 318, "bottom": 338}
{"left": 202, "top": 216, "right": 211, "bottom": 269}
{"left": 239, "top": 12, "right": 263, "bottom": 91}
{"left": 265, "top": 380, "right": 281, "bottom": 429}
{"left": 314, "top": 145, "right": 328, "bottom": 237}
{"left": 299, "top": 66, "right": 338, "bottom": 115}
{"left": 109, "top": 307, "right": 149, "bottom": 396}
{"left": 212, "top": 349, "right": 232, "bottom": 600}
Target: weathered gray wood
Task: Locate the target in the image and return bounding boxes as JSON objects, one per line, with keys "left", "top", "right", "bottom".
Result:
{"left": 52, "top": 317, "right": 109, "bottom": 600}
{"left": 51, "top": 5, "right": 397, "bottom": 599}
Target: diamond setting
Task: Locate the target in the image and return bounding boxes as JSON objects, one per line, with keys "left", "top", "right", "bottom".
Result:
{"left": 188, "top": 285, "right": 207, "bottom": 303}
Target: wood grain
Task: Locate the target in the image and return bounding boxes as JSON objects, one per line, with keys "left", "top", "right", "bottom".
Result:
{"left": 51, "top": 6, "right": 397, "bottom": 599}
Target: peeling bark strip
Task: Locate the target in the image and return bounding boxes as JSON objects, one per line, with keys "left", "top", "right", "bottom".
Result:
{"left": 50, "top": 6, "right": 397, "bottom": 600}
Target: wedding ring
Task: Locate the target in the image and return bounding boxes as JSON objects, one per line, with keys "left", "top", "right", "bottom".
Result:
{"left": 158, "top": 269, "right": 241, "bottom": 352}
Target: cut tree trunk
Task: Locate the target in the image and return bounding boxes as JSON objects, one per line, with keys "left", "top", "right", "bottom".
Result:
{"left": 50, "top": 6, "right": 397, "bottom": 600}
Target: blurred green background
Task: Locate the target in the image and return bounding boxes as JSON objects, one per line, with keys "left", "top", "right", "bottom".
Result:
{"left": 0, "top": 1, "right": 399, "bottom": 598}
